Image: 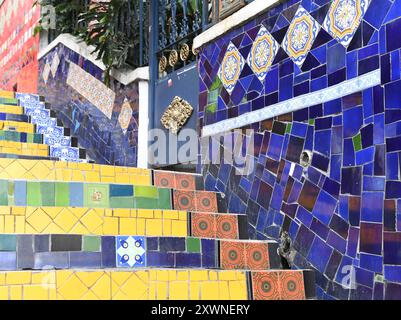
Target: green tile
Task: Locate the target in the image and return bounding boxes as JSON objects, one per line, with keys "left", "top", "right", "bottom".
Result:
{"left": 55, "top": 182, "right": 70, "bottom": 207}
{"left": 0, "top": 180, "right": 8, "bottom": 205}
{"left": 286, "top": 123, "right": 292, "bottom": 134}
{"left": 41, "top": 182, "right": 55, "bottom": 206}
{"left": 110, "top": 197, "right": 134, "bottom": 208}
{"left": 134, "top": 186, "right": 159, "bottom": 199}
{"left": 157, "top": 188, "right": 172, "bottom": 209}
{"left": 205, "top": 103, "right": 217, "bottom": 113}
{"left": 210, "top": 77, "right": 222, "bottom": 91}
{"left": 135, "top": 197, "right": 159, "bottom": 209}
{"left": 84, "top": 184, "right": 109, "bottom": 208}
{"left": 187, "top": 238, "right": 200, "bottom": 253}
{"left": 7, "top": 181, "right": 14, "bottom": 206}
{"left": 309, "top": 119, "right": 315, "bottom": 125}
{"left": 0, "top": 235, "right": 16, "bottom": 251}
{"left": 353, "top": 133, "right": 362, "bottom": 152}
{"left": 83, "top": 236, "right": 101, "bottom": 252}
{"left": 27, "top": 182, "right": 42, "bottom": 206}
{"left": 0, "top": 98, "right": 18, "bottom": 105}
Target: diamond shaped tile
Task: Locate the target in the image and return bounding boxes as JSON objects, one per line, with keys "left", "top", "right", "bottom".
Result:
{"left": 42, "top": 63, "right": 51, "bottom": 84}
{"left": 118, "top": 98, "right": 133, "bottom": 135}
{"left": 282, "top": 5, "right": 321, "bottom": 67}
{"left": 116, "top": 236, "right": 146, "bottom": 268}
{"left": 323, "top": 0, "right": 371, "bottom": 47}
{"left": 247, "top": 25, "right": 279, "bottom": 83}
{"left": 50, "top": 52, "right": 60, "bottom": 78}
{"left": 218, "top": 42, "right": 245, "bottom": 94}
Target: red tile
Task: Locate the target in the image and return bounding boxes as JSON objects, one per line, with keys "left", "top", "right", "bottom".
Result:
{"left": 154, "top": 171, "right": 176, "bottom": 189}
{"left": 220, "top": 241, "right": 246, "bottom": 269}
{"left": 175, "top": 173, "right": 196, "bottom": 190}
{"left": 173, "top": 190, "right": 195, "bottom": 211}
{"left": 252, "top": 271, "right": 281, "bottom": 300}
{"left": 195, "top": 191, "right": 218, "bottom": 212}
{"left": 279, "top": 271, "right": 306, "bottom": 300}
{"left": 245, "top": 243, "right": 270, "bottom": 270}
{"left": 191, "top": 213, "right": 216, "bottom": 238}
{"left": 216, "top": 215, "right": 239, "bottom": 239}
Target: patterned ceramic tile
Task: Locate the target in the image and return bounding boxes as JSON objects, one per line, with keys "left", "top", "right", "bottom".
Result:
{"left": 279, "top": 271, "right": 306, "bottom": 300}
{"left": 42, "top": 63, "right": 51, "bottom": 85}
{"left": 323, "top": 0, "right": 371, "bottom": 47}
{"left": 175, "top": 174, "right": 196, "bottom": 190}
{"left": 191, "top": 213, "right": 216, "bottom": 238}
{"left": 118, "top": 98, "right": 133, "bottom": 135}
{"left": 282, "top": 6, "right": 321, "bottom": 67}
{"left": 252, "top": 271, "right": 281, "bottom": 300}
{"left": 154, "top": 171, "right": 176, "bottom": 189}
{"left": 218, "top": 42, "right": 245, "bottom": 94}
{"left": 195, "top": 191, "right": 218, "bottom": 212}
{"left": 216, "top": 215, "right": 238, "bottom": 239}
{"left": 220, "top": 241, "right": 246, "bottom": 269}
{"left": 66, "top": 62, "right": 116, "bottom": 119}
{"left": 116, "top": 236, "right": 146, "bottom": 268}
{"left": 173, "top": 190, "right": 196, "bottom": 211}
{"left": 247, "top": 25, "right": 279, "bottom": 83}
{"left": 50, "top": 52, "right": 60, "bottom": 78}
{"left": 245, "top": 243, "right": 270, "bottom": 270}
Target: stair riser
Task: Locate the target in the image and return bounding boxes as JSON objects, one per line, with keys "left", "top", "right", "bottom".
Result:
{"left": 0, "top": 180, "right": 227, "bottom": 212}
{"left": 0, "top": 234, "right": 280, "bottom": 271}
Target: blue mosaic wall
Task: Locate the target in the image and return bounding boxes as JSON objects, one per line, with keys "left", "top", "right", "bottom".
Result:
{"left": 38, "top": 44, "right": 140, "bottom": 167}
{"left": 198, "top": 0, "right": 401, "bottom": 299}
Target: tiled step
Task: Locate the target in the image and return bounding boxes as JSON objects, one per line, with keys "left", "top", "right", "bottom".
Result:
{"left": 0, "top": 105, "right": 24, "bottom": 115}
{"left": 0, "top": 154, "right": 59, "bottom": 161}
{"left": 0, "top": 141, "right": 49, "bottom": 157}
{"left": 0, "top": 120, "right": 35, "bottom": 134}
{"left": 154, "top": 170, "right": 205, "bottom": 190}
{"left": 0, "top": 234, "right": 280, "bottom": 271}
{"left": 0, "top": 97, "right": 19, "bottom": 106}
{"left": 0, "top": 206, "right": 245, "bottom": 239}
{"left": 0, "top": 113, "right": 30, "bottom": 123}
{"left": 0, "top": 179, "right": 226, "bottom": 212}
{"left": 0, "top": 131, "right": 43, "bottom": 144}
{"left": 0, "top": 158, "right": 152, "bottom": 184}
{"left": 0, "top": 269, "right": 315, "bottom": 300}
{"left": 0, "top": 91, "right": 15, "bottom": 99}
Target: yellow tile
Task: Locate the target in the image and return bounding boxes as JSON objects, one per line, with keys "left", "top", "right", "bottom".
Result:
{"left": 171, "top": 220, "right": 187, "bottom": 237}
{"left": 229, "top": 281, "right": 247, "bottom": 300}
{"left": 177, "top": 271, "right": 188, "bottom": 281}
{"left": 100, "top": 165, "right": 115, "bottom": 177}
{"left": 85, "top": 171, "right": 100, "bottom": 182}
{"left": 81, "top": 210, "right": 103, "bottom": 233}
{"left": 190, "top": 270, "right": 208, "bottom": 281}
{"left": 9, "top": 286, "right": 22, "bottom": 300}
{"left": 0, "top": 273, "right": 5, "bottom": 285}
{"left": 136, "top": 218, "right": 145, "bottom": 235}
{"left": 146, "top": 219, "right": 163, "bottom": 236}
{"left": 15, "top": 216, "right": 25, "bottom": 233}
{"left": 91, "top": 273, "right": 111, "bottom": 300}
{"left": 119, "top": 218, "right": 136, "bottom": 235}
{"left": 169, "top": 282, "right": 188, "bottom": 300}
{"left": 168, "top": 270, "right": 177, "bottom": 281}
{"left": 163, "top": 210, "right": 178, "bottom": 220}
{"left": 219, "top": 271, "right": 240, "bottom": 281}
{"left": 209, "top": 271, "right": 218, "bottom": 281}
{"left": 162, "top": 219, "right": 172, "bottom": 236}
{"left": 0, "top": 286, "right": 8, "bottom": 300}
{"left": 57, "top": 273, "right": 88, "bottom": 300}
{"left": 154, "top": 210, "right": 163, "bottom": 219}
{"left": 201, "top": 282, "right": 220, "bottom": 300}
{"left": 113, "top": 209, "right": 131, "bottom": 218}
{"left": 4, "top": 216, "right": 14, "bottom": 233}
{"left": 6, "top": 271, "right": 32, "bottom": 285}
{"left": 157, "top": 270, "right": 169, "bottom": 282}
{"left": 103, "top": 217, "right": 119, "bottom": 235}
{"left": 149, "top": 270, "right": 157, "bottom": 281}
{"left": 179, "top": 211, "right": 187, "bottom": 221}
{"left": 0, "top": 216, "right": 4, "bottom": 232}
{"left": 156, "top": 282, "right": 167, "bottom": 300}
{"left": 137, "top": 209, "right": 153, "bottom": 219}
{"left": 219, "top": 282, "right": 230, "bottom": 300}
{"left": 190, "top": 282, "right": 200, "bottom": 300}
{"left": 23, "top": 285, "right": 49, "bottom": 300}
{"left": 11, "top": 207, "right": 25, "bottom": 216}
{"left": 148, "top": 283, "right": 156, "bottom": 300}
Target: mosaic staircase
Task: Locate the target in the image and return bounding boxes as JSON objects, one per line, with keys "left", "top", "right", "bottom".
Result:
{"left": 0, "top": 90, "right": 316, "bottom": 300}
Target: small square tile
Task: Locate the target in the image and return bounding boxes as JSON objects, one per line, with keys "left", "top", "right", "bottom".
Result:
{"left": 116, "top": 236, "right": 146, "bottom": 268}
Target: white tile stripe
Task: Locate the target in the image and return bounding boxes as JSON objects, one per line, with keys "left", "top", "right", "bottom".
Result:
{"left": 202, "top": 69, "right": 381, "bottom": 137}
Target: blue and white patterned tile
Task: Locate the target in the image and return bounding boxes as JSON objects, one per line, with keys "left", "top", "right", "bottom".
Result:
{"left": 323, "top": 0, "right": 371, "bottom": 47}
{"left": 282, "top": 5, "right": 321, "bottom": 67}
{"left": 218, "top": 42, "right": 245, "bottom": 94}
{"left": 247, "top": 25, "right": 279, "bottom": 83}
{"left": 50, "top": 146, "right": 80, "bottom": 161}
{"left": 116, "top": 236, "right": 146, "bottom": 268}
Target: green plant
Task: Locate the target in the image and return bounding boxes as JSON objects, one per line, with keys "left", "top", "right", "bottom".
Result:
{"left": 34, "top": 0, "right": 135, "bottom": 86}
